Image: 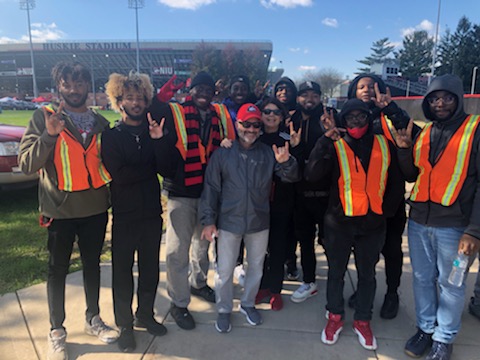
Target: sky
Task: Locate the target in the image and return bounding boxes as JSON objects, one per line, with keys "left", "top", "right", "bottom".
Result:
{"left": 1, "top": 0, "right": 480, "bottom": 81}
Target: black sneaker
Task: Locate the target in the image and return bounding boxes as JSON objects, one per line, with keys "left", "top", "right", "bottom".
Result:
{"left": 468, "top": 297, "right": 480, "bottom": 320}
{"left": 380, "top": 292, "right": 399, "bottom": 319}
{"left": 190, "top": 285, "right": 216, "bottom": 303}
{"left": 118, "top": 327, "right": 136, "bottom": 353}
{"left": 169, "top": 303, "right": 195, "bottom": 330}
{"left": 405, "top": 328, "right": 433, "bottom": 358}
{"left": 425, "top": 341, "right": 453, "bottom": 360}
{"left": 134, "top": 317, "right": 167, "bottom": 336}
{"left": 348, "top": 291, "right": 357, "bottom": 309}
{"left": 215, "top": 313, "right": 232, "bottom": 333}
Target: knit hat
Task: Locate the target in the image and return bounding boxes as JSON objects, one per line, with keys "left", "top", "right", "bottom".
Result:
{"left": 230, "top": 75, "right": 250, "bottom": 90}
{"left": 298, "top": 81, "right": 321, "bottom": 96}
{"left": 190, "top": 71, "right": 215, "bottom": 90}
{"left": 237, "top": 103, "right": 262, "bottom": 121}
{"left": 340, "top": 99, "right": 371, "bottom": 127}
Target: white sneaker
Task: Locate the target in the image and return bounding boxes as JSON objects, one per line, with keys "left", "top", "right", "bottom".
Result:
{"left": 291, "top": 282, "right": 318, "bottom": 303}
{"left": 84, "top": 315, "right": 119, "bottom": 344}
{"left": 47, "top": 328, "right": 67, "bottom": 360}
{"left": 234, "top": 264, "right": 246, "bottom": 287}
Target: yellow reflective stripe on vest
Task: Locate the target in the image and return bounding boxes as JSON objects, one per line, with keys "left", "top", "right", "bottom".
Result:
{"left": 410, "top": 123, "right": 432, "bottom": 201}
{"left": 335, "top": 139, "right": 354, "bottom": 216}
{"left": 96, "top": 133, "right": 111, "bottom": 183}
{"left": 376, "top": 135, "right": 389, "bottom": 199}
{"left": 59, "top": 138, "right": 73, "bottom": 191}
{"left": 213, "top": 104, "right": 226, "bottom": 139}
{"left": 442, "top": 114, "right": 479, "bottom": 205}
{"left": 170, "top": 103, "right": 188, "bottom": 156}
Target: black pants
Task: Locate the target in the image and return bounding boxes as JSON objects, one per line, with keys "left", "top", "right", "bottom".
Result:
{"left": 47, "top": 212, "right": 108, "bottom": 330}
{"left": 293, "top": 195, "right": 328, "bottom": 283}
{"left": 382, "top": 203, "right": 406, "bottom": 293}
{"left": 260, "top": 209, "right": 291, "bottom": 294}
{"left": 323, "top": 221, "right": 385, "bottom": 321}
{"left": 112, "top": 217, "right": 162, "bottom": 328}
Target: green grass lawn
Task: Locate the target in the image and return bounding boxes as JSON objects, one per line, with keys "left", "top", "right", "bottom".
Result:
{"left": 0, "top": 109, "right": 119, "bottom": 126}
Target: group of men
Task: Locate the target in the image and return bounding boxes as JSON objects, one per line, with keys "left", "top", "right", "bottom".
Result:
{"left": 18, "top": 60, "right": 480, "bottom": 360}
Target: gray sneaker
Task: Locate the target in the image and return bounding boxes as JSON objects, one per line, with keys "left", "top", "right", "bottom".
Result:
{"left": 47, "top": 328, "right": 67, "bottom": 360}
{"left": 239, "top": 305, "right": 262, "bottom": 326}
{"left": 215, "top": 313, "right": 232, "bottom": 333}
{"left": 84, "top": 315, "right": 119, "bottom": 344}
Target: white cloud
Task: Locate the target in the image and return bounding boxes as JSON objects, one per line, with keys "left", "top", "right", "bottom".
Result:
{"left": 321, "top": 18, "right": 338, "bottom": 28}
{"left": 270, "top": 56, "right": 276, "bottom": 62}
{"left": 366, "top": 25, "right": 372, "bottom": 30}
{"left": 289, "top": 47, "right": 300, "bottom": 52}
{"left": 303, "top": 48, "right": 309, "bottom": 54}
{"left": 260, "top": 0, "right": 313, "bottom": 9}
{"left": 158, "top": 0, "right": 215, "bottom": 10}
{"left": 401, "top": 19, "right": 434, "bottom": 37}
{"left": 0, "top": 23, "right": 65, "bottom": 44}
{"left": 299, "top": 65, "right": 316, "bottom": 71}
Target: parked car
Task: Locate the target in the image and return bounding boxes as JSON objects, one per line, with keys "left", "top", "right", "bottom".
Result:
{"left": 0, "top": 123, "right": 38, "bottom": 190}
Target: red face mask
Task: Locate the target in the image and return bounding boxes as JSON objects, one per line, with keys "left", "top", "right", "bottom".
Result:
{"left": 346, "top": 124, "right": 369, "bottom": 139}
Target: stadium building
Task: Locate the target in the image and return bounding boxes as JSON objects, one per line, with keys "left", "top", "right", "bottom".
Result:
{"left": 0, "top": 40, "right": 272, "bottom": 105}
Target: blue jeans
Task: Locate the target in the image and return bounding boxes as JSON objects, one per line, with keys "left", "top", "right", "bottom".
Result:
{"left": 408, "top": 219, "right": 473, "bottom": 344}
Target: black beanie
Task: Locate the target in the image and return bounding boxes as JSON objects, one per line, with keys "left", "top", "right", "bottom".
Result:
{"left": 190, "top": 71, "right": 215, "bottom": 90}
{"left": 340, "top": 98, "right": 371, "bottom": 127}
{"left": 230, "top": 75, "right": 250, "bottom": 91}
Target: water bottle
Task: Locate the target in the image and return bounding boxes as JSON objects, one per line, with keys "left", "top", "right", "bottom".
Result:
{"left": 448, "top": 252, "right": 469, "bottom": 287}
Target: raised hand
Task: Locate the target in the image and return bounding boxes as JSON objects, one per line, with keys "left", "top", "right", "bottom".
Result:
{"left": 147, "top": 112, "right": 165, "bottom": 139}
{"left": 390, "top": 118, "right": 414, "bottom": 148}
{"left": 289, "top": 122, "right": 302, "bottom": 147}
{"left": 272, "top": 141, "right": 290, "bottom": 163}
{"left": 321, "top": 107, "right": 336, "bottom": 131}
{"left": 371, "top": 83, "right": 392, "bottom": 109}
{"left": 157, "top": 75, "right": 184, "bottom": 102}
{"left": 43, "top": 101, "right": 65, "bottom": 136}
{"left": 254, "top": 80, "right": 270, "bottom": 99}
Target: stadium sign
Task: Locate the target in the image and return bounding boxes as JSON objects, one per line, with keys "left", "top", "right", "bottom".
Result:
{"left": 42, "top": 42, "right": 132, "bottom": 51}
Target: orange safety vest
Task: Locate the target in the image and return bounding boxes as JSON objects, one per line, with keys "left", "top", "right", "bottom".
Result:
{"left": 380, "top": 113, "right": 395, "bottom": 143}
{"left": 410, "top": 114, "right": 480, "bottom": 206}
{"left": 53, "top": 129, "right": 111, "bottom": 192}
{"left": 334, "top": 135, "right": 390, "bottom": 216}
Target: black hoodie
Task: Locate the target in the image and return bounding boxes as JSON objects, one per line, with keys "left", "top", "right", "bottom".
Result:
{"left": 398, "top": 74, "right": 480, "bottom": 239}
{"left": 274, "top": 77, "right": 298, "bottom": 112}
{"left": 305, "top": 99, "right": 404, "bottom": 230}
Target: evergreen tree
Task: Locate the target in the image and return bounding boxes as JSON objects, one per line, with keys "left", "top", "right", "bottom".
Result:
{"left": 396, "top": 30, "right": 434, "bottom": 80}
{"left": 356, "top": 38, "right": 395, "bottom": 73}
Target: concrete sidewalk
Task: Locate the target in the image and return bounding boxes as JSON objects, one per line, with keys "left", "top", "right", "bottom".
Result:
{"left": 1, "top": 236, "right": 479, "bottom": 360}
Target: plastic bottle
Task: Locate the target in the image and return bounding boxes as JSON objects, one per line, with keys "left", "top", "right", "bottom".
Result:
{"left": 448, "top": 252, "right": 469, "bottom": 287}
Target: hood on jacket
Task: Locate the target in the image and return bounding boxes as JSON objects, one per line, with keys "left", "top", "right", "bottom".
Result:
{"left": 422, "top": 74, "right": 465, "bottom": 122}
{"left": 339, "top": 98, "right": 372, "bottom": 128}
{"left": 274, "top": 77, "right": 297, "bottom": 111}
{"left": 347, "top": 74, "right": 386, "bottom": 100}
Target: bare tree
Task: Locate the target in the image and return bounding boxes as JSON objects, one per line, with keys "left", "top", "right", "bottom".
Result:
{"left": 302, "top": 67, "right": 344, "bottom": 98}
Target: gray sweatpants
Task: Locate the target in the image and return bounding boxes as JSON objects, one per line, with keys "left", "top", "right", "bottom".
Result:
{"left": 166, "top": 196, "right": 211, "bottom": 308}
{"left": 215, "top": 229, "right": 269, "bottom": 313}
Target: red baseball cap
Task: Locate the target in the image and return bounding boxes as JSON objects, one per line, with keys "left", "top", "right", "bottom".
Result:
{"left": 237, "top": 103, "right": 261, "bottom": 122}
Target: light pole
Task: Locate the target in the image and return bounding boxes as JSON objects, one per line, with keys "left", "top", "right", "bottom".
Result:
{"left": 128, "top": 0, "right": 144, "bottom": 73}
{"left": 19, "top": 0, "right": 38, "bottom": 98}
{"left": 429, "top": 0, "right": 441, "bottom": 85}
{"left": 472, "top": 66, "right": 479, "bottom": 94}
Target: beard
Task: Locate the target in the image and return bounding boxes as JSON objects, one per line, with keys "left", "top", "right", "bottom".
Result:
{"left": 299, "top": 104, "right": 321, "bottom": 116}
{"left": 60, "top": 91, "right": 88, "bottom": 109}
{"left": 124, "top": 108, "right": 147, "bottom": 122}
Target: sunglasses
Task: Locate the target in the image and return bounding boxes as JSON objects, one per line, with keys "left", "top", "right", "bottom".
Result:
{"left": 239, "top": 121, "right": 262, "bottom": 129}
{"left": 344, "top": 113, "right": 368, "bottom": 122}
{"left": 426, "top": 95, "right": 456, "bottom": 105}
{"left": 262, "top": 109, "right": 282, "bottom": 116}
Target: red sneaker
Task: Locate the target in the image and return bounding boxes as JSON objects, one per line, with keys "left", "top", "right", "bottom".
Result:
{"left": 270, "top": 293, "right": 283, "bottom": 311}
{"left": 255, "top": 288, "right": 271, "bottom": 304}
{"left": 353, "top": 320, "right": 377, "bottom": 350}
{"left": 321, "top": 312, "right": 344, "bottom": 345}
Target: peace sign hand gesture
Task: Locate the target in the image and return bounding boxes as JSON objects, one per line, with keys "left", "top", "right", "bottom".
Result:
{"left": 147, "top": 112, "right": 165, "bottom": 139}
{"left": 272, "top": 141, "right": 290, "bottom": 163}
{"left": 321, "top": 107, "right": 336, "bottom": 131}
{"left": 254, "top": 80, "right": 270, "bottom": 99}
{"left": 289, "top": 122, "right": 302, "bottom": 148}
{"left": 43, "top": 101, "right": 65, "bottom": 136}
{"left": 371, "top": 83, "right": 392, "bottom": 109}
{"left": 390, "top": 118, "right": 414, "bottom": 148}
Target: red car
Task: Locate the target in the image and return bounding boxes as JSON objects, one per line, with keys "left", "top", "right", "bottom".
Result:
{"left": 0, "top": 123, "right": 38, "bottom": 190}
